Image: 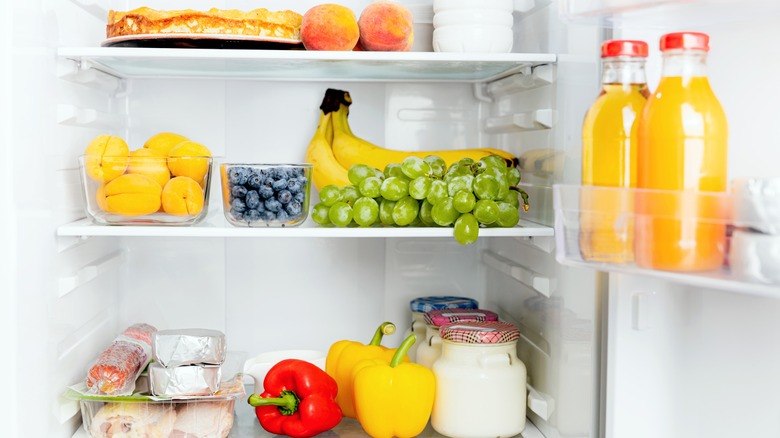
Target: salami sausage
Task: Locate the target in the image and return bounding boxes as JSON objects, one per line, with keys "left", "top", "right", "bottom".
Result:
{"left": 86, "top": 323, "right": 157, "bottom": 395}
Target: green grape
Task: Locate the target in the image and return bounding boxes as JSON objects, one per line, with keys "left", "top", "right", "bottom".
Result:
{"left": 342, "top": 185, "right": 360, "bottom": 206}
{"left": 401, "top": 156, "right": 432, "bottom": 179}
{"left": 392, "top": 196, "right": 420, "bottom": 226}
{"left": 373, "top": 167, "right": 385, "bottom": 178}
{"left": 384, "top": 163, "right": 406, "bottom": 179}
{"left": 380, "top": 177, "right": 409, "bottom": 201}
{"left": 453, "top": 190, "right": 476, "bottom": 213}
{"left": 474, "top": 160, "right": 488, "bottom": 175}
{"left": 353, "top": 197, "right": 379, "bottom": 227}
{"left": 454, "top": 213, "right": 480, "bottom": 245}
{"left": 507, "top": 166, "right": 521, "bottom": 186}
{"left": 328, "top": 201, "right": 353, "bottom": 227}
{"left": 473, "top": 174, "right": 500, "bottom": 200}
{"left": 480, "top": 154, "right": 508, "bottom": 170}
{"left": 379, "top": 199, "right": 397, "bottom": 225}
{"left": 458, "top": 157, "right": 475, "bottom": 167}
{"left": 424, "top": 155, "right": 446, "bottom": 178}
{"left": 447, "top": 175, "right": 474, "bottom": 197}
{"left": 419, "top": 200, "right": 435, "bottom": 226}
{"left": 483, "top": 165, "right": 506, "bottom": 180}
{"left": 431, "top": 197, "right": 459, "bottom": 227}
{"left": 503, "top": 189, "right": 521, "bottom": 208}
{"left": 348, "top": 164, "right": 376, "bottom": 186}
{"left": 496, "top": 175, "right": 509, "bottom": 200}
{"left": 410, "top": 216, "right": 424, "bottom": 227}
{"left": 426, "top": 180, "right": 448, "bottom": 205}
{"left": 312, "top": 202, "right": 332, "bottom": 225}
{"left": 496, "top": 202, "right": 520, "bottom": 228}
{"left": 319, "top": 184, "right": 343, "bottom": 207}
{"left": 409, "top": 176, "right": 433, "bottom": 200}
{"left": 445, "top": 163, "right": 471, "bottom": 182}
{"left": 474, "top": 199, "right": 499, "bottom": 225}
{"left": 359, "top": 176, "right": 382, "bottom": 198}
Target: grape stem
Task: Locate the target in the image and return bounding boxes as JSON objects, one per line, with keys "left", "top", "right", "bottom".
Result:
{"left": 511, "top": 186, "right": 531, "bottom": 213}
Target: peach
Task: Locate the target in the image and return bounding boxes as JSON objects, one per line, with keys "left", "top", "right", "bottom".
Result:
{"left": 161, "top": 176, "right": 204, "bottom": 216}
{"left": 84, "top": 135, "right": 129, "bottom": 183}
{"left": 143, "top": 132, "right": 189, "bottom": 156}
{"left": 97, "top": 173, "right": 162, "bottom": 216}
{"left": 167, "top": 140, "right": 212, "bottom": 184}
{"left": 301, "top": 4, "right": 360, "bottom": 51}
{"left": 127, "top": 148, "right": 171, "bottom": 188}
{"left": 358, "top": 1, "right": 414, "bottom": 52}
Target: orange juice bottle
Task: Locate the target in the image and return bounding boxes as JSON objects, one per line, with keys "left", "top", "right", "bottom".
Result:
{"left": 636, "top": 32, "right": 728, "bottom": 271}
{"left": 580, "top": 40, "right": 649, "bottom": 263}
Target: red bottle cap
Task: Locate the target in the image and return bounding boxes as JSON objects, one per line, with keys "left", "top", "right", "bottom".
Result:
{"left": 601, "top": 40, "right": 649, "bottom": 58}
{"left": 660, "top": 32, "right": 710, "bottom": 52}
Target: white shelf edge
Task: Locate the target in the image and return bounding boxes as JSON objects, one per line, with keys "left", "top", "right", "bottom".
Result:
{"left": 57, "top": 217, "right": 553, "bottom": 239}
{"left": 557, "top": 258, "right": 780, "bottom": 300}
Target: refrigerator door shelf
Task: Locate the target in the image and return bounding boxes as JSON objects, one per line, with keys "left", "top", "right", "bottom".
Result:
{"left": 58, "top": 47, "right": 557, "bottom": 83}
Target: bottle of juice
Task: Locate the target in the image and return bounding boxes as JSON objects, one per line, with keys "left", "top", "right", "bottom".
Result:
{"left": 580, "top": 40, "right": 649, "bottom": 263}
{"left": 636, "top": 32, "right": 728, "bottom": 271}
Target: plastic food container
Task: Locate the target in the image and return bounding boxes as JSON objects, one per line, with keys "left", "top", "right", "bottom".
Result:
{"left": 220, "top": 163, "right": 312, "bottom": 227}
{"left": 79, "top": 155, "right": 213, "bottom": 226}
{"left": 431, "top": 321, "right": 527, "bottom": 438}
{"left": 432, "top": 0, "right": 514, "bottom": 53}
{"left": 404, "top": 296, "right": 479, "bottom": 362}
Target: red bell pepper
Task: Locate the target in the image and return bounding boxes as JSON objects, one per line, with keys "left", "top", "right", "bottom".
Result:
{"left": 248, "top": 359, "right": 343, "bottom": 438}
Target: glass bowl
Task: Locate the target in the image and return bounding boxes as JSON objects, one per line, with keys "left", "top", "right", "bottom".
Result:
{"left": 220, "top": 163, "right": 312, "bottom": 227}
{"left": 78, "top": 154, "right": 212, "bottom": 226}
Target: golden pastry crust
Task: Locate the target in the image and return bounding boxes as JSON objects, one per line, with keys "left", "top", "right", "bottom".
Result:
{"left": 106, "top": 7, "right": 303, "bottom": 40}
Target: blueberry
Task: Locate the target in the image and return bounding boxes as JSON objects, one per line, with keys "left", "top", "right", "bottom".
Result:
{"left": 245, "top": 190, "right": 261, "bottom": 209}
{"left": 273, "top": 167, "right": 289, "bottom": 180}
{"left": 229, "top": 208, "right": 244, "bottom": 220}
{"left": 261, "top": 210, "right": 275, "bottom": 222}
{"left": 290, "top": 167, "right": 304, "bottom": 178}
{"left": 297, "top": 176, "right": 308, "bottom": 186}
{"left": 286, "top": 201, "right": 302, "bottom": 218}
{"left": 231, "top": 185, "right": 247, "bottom": 199}
{"left": 231, "top": 198, "right": 247, "bottom": 213}
{"left": 244, "top": 209, "right": 261, "bottom": 223}
{"left": 246, "top": 172, "right": 264, "bottom": 189}
{"left": 277, "top": 190, "right": 292, "bottom": 204}
{"left": 272, "top": 179, "right": 288, "bottom": 191}
{"left": 276, "top": 210, "right": 290, "bottom": 223}
{"left": 228, "top": 167, "right": 250, "bottom": 186}
{"left": 287, "top": 180, "right": 302, "bottom": 194}
{"left": 293, "top": 192, "right": 305, "bottom": 203}
{"left": 259, "top": 185, "right": 274, "bottom": 199}
{"left": 265, "top": 198, "right": 281, "bottom": 212}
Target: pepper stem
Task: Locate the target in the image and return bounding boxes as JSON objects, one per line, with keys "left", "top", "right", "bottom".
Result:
{"left": 247, "top": 390, "right": 300, "bottom": 416}
{"left": 390, "top": 334, "right": 417, "bottom": 368}
{"left": 369, "top": 322, "right": 396, "bottom": 346}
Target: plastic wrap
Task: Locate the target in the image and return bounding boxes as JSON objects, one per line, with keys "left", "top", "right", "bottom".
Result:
{"left": 152, "top": 328, "right": 226, "bottom": 367}
{"left": 729, "top": 230, "right": 780, "bottom": 284}
{"left": 86, "top": 323, "right": 157, "bottom": 395}
{"left": 733, "top": 178, "right": 780, "bottom": 235}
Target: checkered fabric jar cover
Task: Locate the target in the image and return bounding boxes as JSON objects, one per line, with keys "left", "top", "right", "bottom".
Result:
{"left": 440, "top": 321, "right": 520, "bottom": 344}
{"left": 423, "top": 308, "right": 499, "bottom": 327}
{"left": 409, "top": 296, "right": 479, "bottom": 313}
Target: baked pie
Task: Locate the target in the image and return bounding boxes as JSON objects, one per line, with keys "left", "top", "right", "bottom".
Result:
{"left": 107, "top": 7, "right": 303, "bottom": 41}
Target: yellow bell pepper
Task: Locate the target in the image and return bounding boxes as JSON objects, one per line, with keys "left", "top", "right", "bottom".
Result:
{"left": 326, "top": 322, "right": 407, "bottom": 418}
{"left": 352, "top": 334, "right": 436, "bottom": 438}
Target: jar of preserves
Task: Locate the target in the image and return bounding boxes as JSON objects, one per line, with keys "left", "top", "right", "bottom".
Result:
{"left": 403, "top": 296, "right": 478, "bottom": 362}
{"left": 431, "top": 321, "right": 526, "bottom": 438}
{"left": 417, "top": 308, "right": 499, "bottom": 369}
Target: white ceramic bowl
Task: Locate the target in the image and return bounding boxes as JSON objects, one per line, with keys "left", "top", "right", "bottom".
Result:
{"left": 433, "top": 0, "right": 514, "bottom": 13}
{"left": 433, "top": 25, "right": 514, "bottom": 53}
{"left": 434, "top": 9, "right": 514, "bottom": 28}
{"left": 243, "top": 349, "right": 326, "bottom": 392}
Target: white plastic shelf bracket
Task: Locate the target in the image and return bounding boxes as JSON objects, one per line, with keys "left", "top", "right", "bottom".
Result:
{"left": 58, "top": 59, "right": 123, "bottom": 93}
{"left": 484, "top": 109, "right": 555, "bottom": 133}
{"left": 482, "top": 250, "right": 555, "bottom": 297}
{"left": 487, "top": 64, "right": 553, "bottom": 96}
{"left": 59, "top": 250, "right": 125, "bottom": 297}
{"left": 57, "top": 104, "right": 125, "bottom": 129}
{"left": 527, "top": 383, "right": 556, "bottom": 421}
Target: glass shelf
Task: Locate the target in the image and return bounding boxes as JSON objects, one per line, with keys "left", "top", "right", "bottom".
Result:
{"left": 58, "top": 47, "right": 557, "bottom": 83}
{"left": 553, "top": 184, "right": 780, "bottom": 299}
{"left": 57, "top": 213, "right": 553, "bottom": 239}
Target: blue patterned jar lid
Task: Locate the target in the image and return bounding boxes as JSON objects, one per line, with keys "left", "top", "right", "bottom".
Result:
{"left": 440, "top": 321, "right": 520, "bottom": 345}
{"left": 409, "top": 296, "right": 479, "bottom": 313}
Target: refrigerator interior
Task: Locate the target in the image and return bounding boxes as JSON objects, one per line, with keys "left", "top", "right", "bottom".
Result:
{"left": 4, "top": 0, "right": 779, "bottom": 437}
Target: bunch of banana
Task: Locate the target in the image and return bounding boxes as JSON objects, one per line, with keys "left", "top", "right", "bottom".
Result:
{"left": 328, "top": 89, "right": 519, "bottom": 171}
{"left": 305, "top": 109, "right": 351, "bottom": 190}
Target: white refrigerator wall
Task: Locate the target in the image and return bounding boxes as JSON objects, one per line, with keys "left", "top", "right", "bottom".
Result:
{"left": 603, "top": 6, "right": 780, "bottom": 438}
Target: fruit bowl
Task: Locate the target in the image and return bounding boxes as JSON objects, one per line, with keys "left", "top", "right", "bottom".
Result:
{"left": 220, "top": 163, "right": 312, "bottom": 227}
{"left": 78, "top": 154, "right": 213, "bottom": 226}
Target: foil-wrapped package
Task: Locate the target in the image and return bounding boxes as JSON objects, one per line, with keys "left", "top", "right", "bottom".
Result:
{"left": 149, "top": 362, "right": 222, "bottom": 396}
{"left": 152, "top": 329, "right": 226, "bottom": 367}
{"left": 733, "top": 178, "right": 780, "bottom": 235}
{"left": 729, "top": 230, "right": 780, "bottom": 284}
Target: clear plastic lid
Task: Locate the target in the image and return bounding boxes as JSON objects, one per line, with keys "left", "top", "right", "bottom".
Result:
{"left": 440, "top": 321, "right": 520, "bottom": 344}
{"left": 409, "top": 296, "right": 479, "bottom": 313}
{"left": 423, "top": 308, "right": 499, "bottom": 327}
